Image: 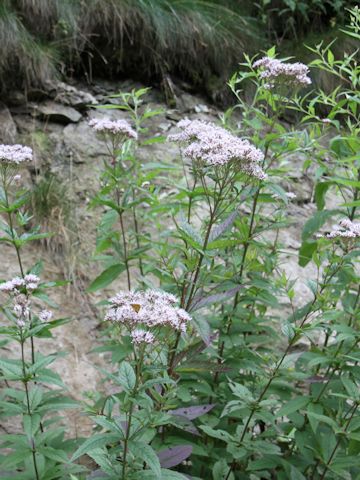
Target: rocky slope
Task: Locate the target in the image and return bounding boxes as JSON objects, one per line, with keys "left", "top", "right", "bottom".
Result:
{"left": 0, "top": 78, "right": 325, "bottom": 437}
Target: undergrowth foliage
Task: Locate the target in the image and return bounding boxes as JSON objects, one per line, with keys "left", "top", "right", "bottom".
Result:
{"left": 0, "top": 7, "right": 360, "bottom": 480}
{"left": 0, "top": 0, "right": 355, "bottom": 94}
{"left": 0, "top": 0, "right": 258, "bottom": 93}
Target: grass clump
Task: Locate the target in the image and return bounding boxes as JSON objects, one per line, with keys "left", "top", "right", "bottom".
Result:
{"left": 1, "top": 0, "right": 260, "bottom": 92}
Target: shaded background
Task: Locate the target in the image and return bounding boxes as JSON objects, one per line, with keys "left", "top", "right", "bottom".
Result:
{"left": 0, "top": 0, "right": 358, "bottom": 102}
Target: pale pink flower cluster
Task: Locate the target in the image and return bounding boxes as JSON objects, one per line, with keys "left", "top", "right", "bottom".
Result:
{"left": 253, "top": 57, "right": 311, "bottom": 90}
{"left": 39, "top": 309, "right": 53, "bottom": 322}
{"left": 13, "top": 294, "right": 30, "bottom": 327}
{"left": 0, "top": 144, "right": 33, "bottom": 166}
{"left": 105, "top": 290, "right": 191, "bottom": 345}
{"left": 89, "top": 118, "right": 138, "bottom": 139}
{"left": 131, "top": 329, "right": 155, "bottom": 345}
{"left": 326, "top": 219, "right": 360, "bottom": 239}
{"left": 168, "top": 119, "right": 266, "bottom": 180}
{"left": 0, "top": 275, "right": 52, "bottom": 329}
{"left": 0, "top": 274, "right": 40, "bottom": 294}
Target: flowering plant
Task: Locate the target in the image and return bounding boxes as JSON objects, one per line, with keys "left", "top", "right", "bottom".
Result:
{"left": 0, "top": 8, "right": 360, "bottom": 480}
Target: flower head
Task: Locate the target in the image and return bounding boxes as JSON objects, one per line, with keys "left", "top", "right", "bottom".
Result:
{"left": 131, "top": 329, "right": 155, "bottom": 345}
{"left": 105, "top": 289, "right": 191, "bottom": 333}
{"left": 0, "top": 144, "right": 33, "bottom": 166}
{"left": 0, "top": 277, "right": 25, "bottom": 294}
{"left": 24, "top": 274, "right": 40, "bottom": 291}
{"left": 39, "top": 309, "right": 53, "bottom": 322}
{"left": 168, "top": 119, "right": 266, "bottom": 180}
{"left": 325, "top": 219, "right": 360, "bottom": 239}
{"left": 0, "top": 274, "right": 40, "bottom": 295}
{"left": 89, "top": 118, "right": 138, "bottom": 140}
{"left": 253, "top": 57, "right": 311, "bottom": 90}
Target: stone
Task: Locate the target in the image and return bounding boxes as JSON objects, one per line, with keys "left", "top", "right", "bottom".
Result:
{"left": 0, "top": 103, "right": 17, "bottom": 143}
{"left": 194, "top": 104, "right": 210, "bottom": 113}
{"left": 54, "top": 82, "right": 98, "bottom": 111}
{"left": 31, "top": 101, "right": 82, "bottom": 124}
{"left": 166, "top": 110, "right": 182, "bottom": 122}
{"left": 63, "top": 122, "right": 108, "bottom": 162}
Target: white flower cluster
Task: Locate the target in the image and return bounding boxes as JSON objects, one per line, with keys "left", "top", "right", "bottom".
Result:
{"left": 89, "top": 118, "right": 138, "bottom": 139}
{"left": 0, "top": 144, "right": 33, "bottom": 166}
{"left": 131, "top": 329, "right": 155, "bottom": 345}
{"left": 0, "top": 274, "right": 40, "bottom": 293}
{"left": 168, "top": 119, "right": 266, "bottom": 180}
{"left": 105, "top": 289, "right": 191, "bottom": 345}
{"left": 0, "top": 275, "right": 52, "bottom": 329}
{"left": 253, "top": 57, "right": 311, "bottom": 90}
{"left": 326, "top": 219, "right": 360, "bottom": 239}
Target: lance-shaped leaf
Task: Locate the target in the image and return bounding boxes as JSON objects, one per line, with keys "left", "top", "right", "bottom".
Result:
{"left": 173, "top": 333, "right": 218, "bottom": 367}
{"left": 158, "top": 445, "right": 193, "bottom": 468}
{"left": 208, "top": 209, "right": 239, "bottom": 243}
{"left": 191, "top": 315, "right": 212, "bottom": 346}
{"left": 87, "top": 263, "right": 126, "bottom": 292}
{"left": 129, "top": 441, "right": 161, "bottom": 477}
{"left": 190, "top": 285, "right": 243, "bottom": 312}
{"left": 168, "top": 404, "right": 216, "bottom": 420}
{"left": 177, "top": 215, "right": 204, "bottom": 251}
{"left": 167, "top": 415, "right": 200, "bottom": 436}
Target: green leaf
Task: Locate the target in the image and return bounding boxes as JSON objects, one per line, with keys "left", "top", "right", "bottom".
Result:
{"left": 87, "top": 263, "right": 126, "bottom": 292}
{"left": 299, "top": 240, "right": 317, "bottom": 267}
{"left": 118, "top": 361, "right": 136, "bottom": 391}
{"left": 277, "top": 396, "right": 310, "bottom": 417}
{"left": 213, "top": 458, "right": 233, "bottom": 480}
{"left": 302, "top": 210, "right": 337, "bottom": 241}
{"left": 200, "top": 426, "right": 233, "bottom": 443}
{"left": 0, "top": 358, "right": 23, "bottom": 379}
{"left": 38, "top": 395, "right": 78, "bottom": 412}
{"left": 71, "top": 433, "right": 120, "bottom": 460}
{"left": 314, "top": 182, "right": 332, "bottom": 210}
{"left": 133, "top": 470, "right": 188, "bottom": 480}
{"left": 160, "top": 470, "right": 188, "bottom": 480}
{"left": 0, "top": 447, "right": 32, "bottom": 468}
{"left": 129, "top": 441, "right": 161, "bottom": 477}
{"left": 27, "top": 387, "right": 43, "bottom": 411}
{"left": 281, "top": 322, "right": 295, "bottom": 340}
{"left": 38, "top": 446, "right": 69, "bottom": 463}
{"left": 306, "top": 411, "right": 338, "bottom": 431}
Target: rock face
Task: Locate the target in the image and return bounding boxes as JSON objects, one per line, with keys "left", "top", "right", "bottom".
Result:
{"left": 31, "top": 101, "right": 82, "bottom": 124}
{"left": 4, "top": 77, "right": 329, "bottom": 311}
{"left": 53, "top": 82, "right": 98, "bottom": 111}
{"left": 0, "top": 103, "right": 17, "bottom": 143}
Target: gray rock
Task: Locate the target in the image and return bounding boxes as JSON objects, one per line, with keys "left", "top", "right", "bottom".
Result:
{"left": 194, "top": 104, "right": 210, "bottom": 113}
{"left": 63, "top": 121, "right": 108, "bottom": 162}
{"left": 0, "top": 103, "right": 17, "bottom": 143}
{"left": 54, "top": 82, "right": 98, "bottom": 111}
{"left": 31, "top": 101, "right": 82, "bottom": 124}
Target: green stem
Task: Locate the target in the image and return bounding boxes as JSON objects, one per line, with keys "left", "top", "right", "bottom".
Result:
{"left": 119, "top": 208, "right": 131, "bottom": 291}
{"left": 132, "top": 203, "right": 144, "bottom": 277}
{"left": 216, "top": 119, "right": 277, "bottom": 368}
{"left": 314, "top": 284, "right": 360, "bottom": 402}
{"left": 3, "top": 178, "right": 25, "bottom": 277}
{"left": 3, "top": 176, "right": 37, "bottom": 365}
{"left": 349, "top": 168, "right": 360, "bottom": 221}
{"left": 224, "top": 262, "right": 343, "bottom": 479}
{"left": 122, "top": 349, "right": 143, "bottom": 479}
{"left": 318, "top": 403, "right": 358, "bottom": 480}
{"left": 168, "top": 175, "right": 226, "bottom": 375}
{"left": 113, "top": 157, "right": 131, "bottom": 291}
{"left": 20, "top": 336, "right": 40, "bottom": 480}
